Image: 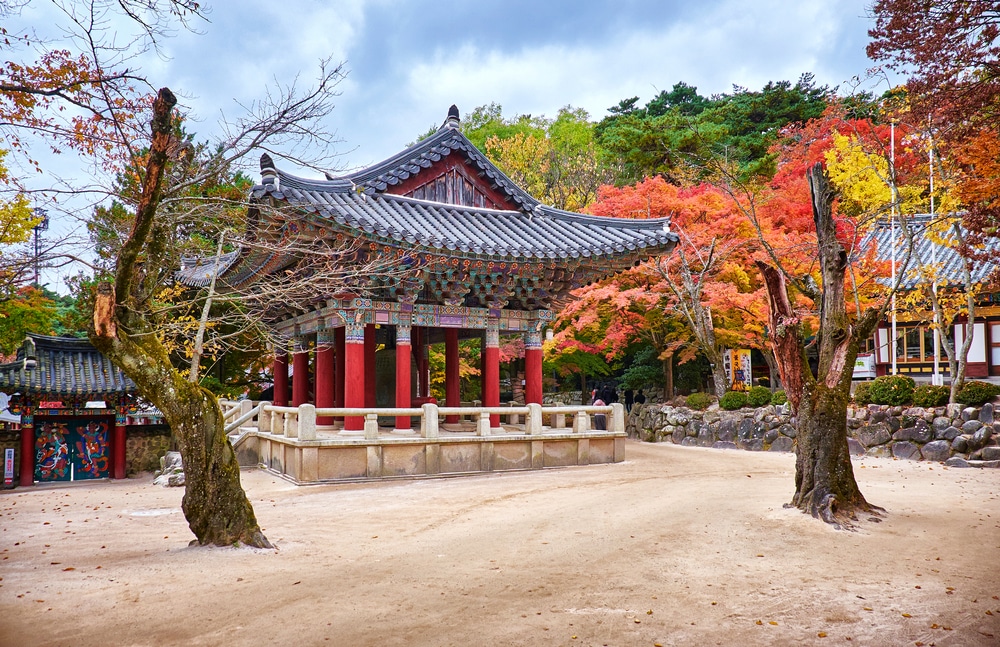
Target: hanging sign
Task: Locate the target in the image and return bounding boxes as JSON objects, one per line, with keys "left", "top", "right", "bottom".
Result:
{"left": 39, "top": 401, "right": 64, "bottom": 409}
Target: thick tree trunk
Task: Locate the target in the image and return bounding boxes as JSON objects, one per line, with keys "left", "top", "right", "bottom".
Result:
{"left": 709, "top": 355, "right": 729, "bottom": 398}
{"left": 663, "top": 354, "right": 674, "bottom": 401}
{"left": 756, "top": 163, "right": 884, "bottom": 529}
{"left": 91, "top": 88, "right": 270, "bottom": 548}
{"left": 93, "top": 328, "right": 271, "bottom": 547}
{"left": 791, "top": 382, "right": 880, "bottom": 526}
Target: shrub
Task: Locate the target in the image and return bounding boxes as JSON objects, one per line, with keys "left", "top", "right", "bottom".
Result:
{"left": 912, "top": 384, "right": 950, "bottom": 408}
{"left": 771, "top": 390, "right": 787, "bottom": 406}
{"left": 748, "top": 385, "right": 772, "bottom": 408}
{"left": 719, "top": 391, "right": 748, "bottom": 411}
{"left": 867, "top": 375, "right": 915, "bottom": 406}
{"left": 853, "top": 381, "right": 874, "bottom": 405}
{"left": 955, "top": 380, "right": 1000, "bottom": 406}
{"left": 685, "top": 392, "right": 714, "bottom": 411}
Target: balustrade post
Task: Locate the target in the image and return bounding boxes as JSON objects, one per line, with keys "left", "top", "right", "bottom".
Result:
{"left": 573, "top": 410, "right": 590, "bottom": 433}
{"left": 610, "top": 403, "right": 625, "bottom": 433}
{"left": 257, "top": 401, "right": 271, "bottom": 433}
{"left": 477, "top": 411, "right": 491, "bottom": 436}
{"left": 508, "top": 401, "right": 520, "bottom": 426}
{"left": 299, "top": 404, "right": 316, "bottom": 441}
{"left": 554, "top": 405, "right": 566, "bottom": 430}
{"left": 526, "top": 403, "right": 543, "bottom": 435}
{"left": 364, "top": 413, "right": 379, "bottom": 440}
{"left": 421, "top": 403, "right": 439, "bottom": 438}
{"left": 271, "top": 409, "right": 284, "bottom": 435}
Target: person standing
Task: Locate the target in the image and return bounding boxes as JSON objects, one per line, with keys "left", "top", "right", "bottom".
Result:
{"left": 634, "top": 389, "right": 646, "bottom": 406}
{"left": 624, "top": 388, "right": 634, "bottom": 412}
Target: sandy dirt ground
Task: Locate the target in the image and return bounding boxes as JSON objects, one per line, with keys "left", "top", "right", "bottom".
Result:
{"left": 1, "top": 440, "right": 999, "bottom": 647}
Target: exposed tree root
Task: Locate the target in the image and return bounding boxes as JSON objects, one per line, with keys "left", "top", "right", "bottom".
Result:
{"left": 786, "top": 488, "right": 886, "bottom": 531}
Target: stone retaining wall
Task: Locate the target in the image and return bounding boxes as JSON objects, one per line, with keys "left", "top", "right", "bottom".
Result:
{"left": 628, "top": 401, "right": 1000, "bottom": 466}
{"left": 125, "top": 426, "right": 171, "bottom": 476}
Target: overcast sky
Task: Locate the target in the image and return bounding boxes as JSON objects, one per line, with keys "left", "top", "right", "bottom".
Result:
{"left": 141, "top": 0, "right": 896, "bottom": 171}
{"left": 11, "top": 0, "right": 901, "bottom": 291}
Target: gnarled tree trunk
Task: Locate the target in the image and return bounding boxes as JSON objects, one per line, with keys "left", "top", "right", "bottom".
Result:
{"left": 90, "top": 88, "right": 270, "bottom": 548}
{"left": 757, "top": 163, "right": 884, "bottom": 529}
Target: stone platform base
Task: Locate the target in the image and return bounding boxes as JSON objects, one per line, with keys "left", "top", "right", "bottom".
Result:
{"left": 234, "top": 430, "right": 625, "bottom": 484}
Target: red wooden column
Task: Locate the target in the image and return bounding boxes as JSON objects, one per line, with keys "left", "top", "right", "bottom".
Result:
{"left": 414, "top": 327, "right": 429, "bottom": 398}
{"left": 343, "top": 323, "right": 366, "bottom": 431}
{"left": 112, "top": 410, "right": 126, "bottom": 479}
{"left": 524, "top": 329, "right": 543, "bottom": 405}
{"left": 445, "top": 328, "right": 460, "bottom": 423}
{"left": 335, "top": 327, "right": 345, "bottom": 408}
{"left": 18, "top": 418, "right": 34, "bottom": 487}
{"left": 315, "top": 330, "right": 336, "bottom": 426}
{"left": 273, "top": 348, "right": 289, "bottom": 407}
{"left": 292, "top": 341, "right": 310, "bottom": 407}
{"left": 364, "top": 324, "right": 376, "bottom": 408}
{"left": 483, "top": 323, "right": 500, "bottom": 428}
{"left": 394, "top": 324, "right": 412, "bottom": 431}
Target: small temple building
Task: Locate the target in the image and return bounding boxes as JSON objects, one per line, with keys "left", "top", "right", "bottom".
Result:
{"left": 0, "top": 334, "right": 136, "bottom": 486}
{"left": 866, "top": 217, "right": 1000, "bottom": 379}
{"left": 178, "top": 106, "right": 679, "bottom": 435}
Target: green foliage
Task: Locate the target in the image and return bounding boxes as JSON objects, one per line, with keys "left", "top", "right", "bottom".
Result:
{"left": 595, "top": 75, "right": 830, "bottom": 183}
{"left": 853, "top": 381, "right": 874, "bottom": 406}
{"left": 0, "top": 286, "right": 58, "bottom": 354}
{"left": 618, "top": 345, "right": 665, "bottom": 391}
{"left": 955, "top": 381, "right": 1000, "bottom": 406}
{"left": 198, "top": 375, "right": 244, "bottom": 399}
{"left": 770, "top": 390, "right": 787, "bottom": 406}
{"left": 867, "top": 375, "right": 916, "bottom": 406}
{"left": 719, "top": 390, "right": 748, "bottom": 410}
{"left": 747, "top": 385, "right": 772, "bottom": 407}
{"left": 460, "top": 103, "right": 548, "bottom": 152}
{"left": 685, "top": 392, "right": 714, "bottom": 410}
{"left": 912, "top": 384, "right": 950, "bottom": 408}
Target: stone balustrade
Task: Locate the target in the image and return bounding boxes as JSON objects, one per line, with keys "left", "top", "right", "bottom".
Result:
{"left": 226, "top": 401, "right": 626, "bottom": 484}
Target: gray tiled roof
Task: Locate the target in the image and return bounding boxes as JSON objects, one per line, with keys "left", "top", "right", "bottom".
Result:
{"left": 869, "top": 216, "right": 1000, "bottom": 289}
{"left": 0, "top": 334, "right": 135, "bottom": 396}
{"left": 255, "top": 170, "right": 677, "bottom": 260}
{"left": 176, "top": 107, "right": 679, "bottom": 290}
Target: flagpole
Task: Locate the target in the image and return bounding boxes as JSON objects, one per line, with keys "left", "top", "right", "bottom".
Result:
{"left": 891, "top": 121, "right": 898, "bottom": 376}
{"left": 929, "top": 125, "right": 941, "bottom": 386}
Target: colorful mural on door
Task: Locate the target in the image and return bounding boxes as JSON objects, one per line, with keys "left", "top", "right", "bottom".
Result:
{"left": 74, "top": 420, "right": 109, "bottom": 479}
{"left": 34, "top": 418, "right": 110, "bottom": 482}
{"left": 35, "top": 422, "right": 70, "bottom": 481}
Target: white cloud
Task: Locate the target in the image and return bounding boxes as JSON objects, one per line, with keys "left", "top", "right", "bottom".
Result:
{"left": 399, "top": 0, "right": 870, "bottom": 132}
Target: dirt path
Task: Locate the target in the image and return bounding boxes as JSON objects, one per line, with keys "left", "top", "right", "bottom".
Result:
{"left": 2, "top": 440, "right": 998, "bottom": 646}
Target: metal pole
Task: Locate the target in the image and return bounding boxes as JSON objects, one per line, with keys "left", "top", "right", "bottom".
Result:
{"left": 31, "top": 207, "right": 48, "bottom": 288}
{"left": 890, "top": 122, "right": 897, "bottom": 376}
{"left": 33, "top": 226, "right": 39, "bottom": 286}
{"left": 929, "top": 129, "right": 941, "bottom": 386}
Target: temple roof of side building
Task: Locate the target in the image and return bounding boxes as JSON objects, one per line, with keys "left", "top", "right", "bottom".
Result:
{"left": 868, "top": 215, "right": 1000, "bottom": 289}
{"left": 176, "top": 106, "right": 679, "bottom": 301}
{"left": 0, "top": 334, "right": 136, "bottom": 396}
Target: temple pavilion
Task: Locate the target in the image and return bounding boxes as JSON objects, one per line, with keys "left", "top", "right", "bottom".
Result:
{"left": 178, "top": 106, "right": 678, "bottom": 433}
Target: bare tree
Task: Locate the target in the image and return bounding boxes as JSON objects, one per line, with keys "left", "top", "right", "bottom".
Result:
{"left": 652, "top": 230, "right": 748, "bottom": 397}
{"left": 755, "top": 164, "right": 889, "bottom": 528}
{"left": 2, "top": 1, "right": 390, "bottom": 546}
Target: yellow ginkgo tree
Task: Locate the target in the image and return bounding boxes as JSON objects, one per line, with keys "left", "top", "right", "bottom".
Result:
{"left": 0, "top": 149, "right": 40, "bottom": 295}
{"left": 825, "top": 121, "right": 983, "bottom": 402}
